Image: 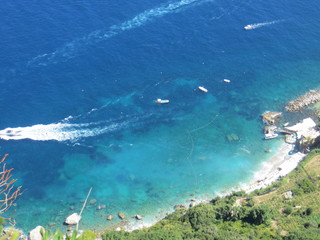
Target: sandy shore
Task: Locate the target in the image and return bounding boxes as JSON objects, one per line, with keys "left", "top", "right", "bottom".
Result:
{"left": 119, "top": 142, "right": 307, "bottom": 232}
{"left": 242, "top": 142, "right": 305, "bottom": 193}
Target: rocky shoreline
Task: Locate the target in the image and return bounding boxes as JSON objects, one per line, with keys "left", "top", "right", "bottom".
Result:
{"left": 285, "top": 89, "right": 320, "bottom": 112}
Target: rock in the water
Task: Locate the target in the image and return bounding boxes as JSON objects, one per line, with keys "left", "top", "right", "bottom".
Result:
{"left": 107, "top": 214, "right": 113, "bottom": 221}
{"left": 261, "top": 111, "right": 282, "bottom": 125}
{"left": 135, "top": 215, "right": 143, "bottom": 220}
{"left": 285, "top": 90, "right": 320, "bottom": 112}
{"left": 118, "top": 212, "right": 125, "bottom": 219}
{"left": 29, "top": 226, "right": 44, "bottom": 240}
{"left": 65, "top": 213, "right": 82, "bottom": 225}
{"left": 174, "top": 204, "right": 187, "bottom": 211}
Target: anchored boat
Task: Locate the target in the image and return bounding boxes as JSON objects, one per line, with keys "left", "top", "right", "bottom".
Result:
{"left": 156, "top": 99, "right": 169, "bottom": 104}
{"left": 264, "top": 133, "right": 278, "bottom": 140}
{"left": 198, "top": 86, "right": 208, "bottom": 93}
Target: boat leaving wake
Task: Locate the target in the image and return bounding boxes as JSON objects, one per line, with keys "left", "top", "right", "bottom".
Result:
{"left": 0, "top": 121, "right": 128, "bottom": 142}
{"left": 244, "top": 20, "right": 283, "bottom": 30}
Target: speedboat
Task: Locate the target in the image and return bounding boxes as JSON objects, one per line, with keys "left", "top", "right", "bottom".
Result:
{"left": 156, "top": 99, "right": 169, "bottom": 104}
{"left": 198, "top": 86, "right": 208, "bottom": 93}
{"left": 244, "top": 24, "right": 253, "bottom": 30}
{"left": 264, "top": 133, "right": 278, "bottom": 140}
{"left": 223, "top": 79, "right": 231, "bottom": 83}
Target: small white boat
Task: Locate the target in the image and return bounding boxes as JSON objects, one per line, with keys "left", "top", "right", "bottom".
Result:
{"left": 223, "top": 79, "right": 231, "bottom": 83}
{"left": 156, "top": 99, "right": 169, "bottom": 104}
{"left": 244, "top": 24, "right": 253, "bottom": 30}
{"left": 264, "top": 133, "right": 278, "bottom": 140}
{"left": 198, "top": 86, "right": 208, "bottom": 93}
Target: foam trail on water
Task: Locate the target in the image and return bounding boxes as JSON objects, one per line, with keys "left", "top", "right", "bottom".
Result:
{"left": 244, "top": 19, "right": 284, "bottom": 30}
{"left": 0, "top": 121, "right": 127, "bottom": 141}
{"left": 28, "top": 0, "right": 206, "bottom": 66}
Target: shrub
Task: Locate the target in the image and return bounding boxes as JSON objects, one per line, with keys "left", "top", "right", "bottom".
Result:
{"left": 244, "top": 205, "right": 273, "bottom": 225}
{"left": 292, "top": 188, "right": 303, "bottom": 196}
{"left": 283, "top": 206, "right": 293, "bottom": 215}
{"left": 181, "top": 203, "right": 216, "bottom": 230}
{"left": 297, "top": 178, "right": 317, "bottom": 193}
{"left": 305, "top": 207, "right": 313, "bottom": 216}
{"left": 79, "top": 230, "right": 96, "bottom": 240}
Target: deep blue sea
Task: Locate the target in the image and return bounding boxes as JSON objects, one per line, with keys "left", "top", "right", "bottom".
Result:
{"left": 1, "top": 0, "right": 320, "bottom": 232}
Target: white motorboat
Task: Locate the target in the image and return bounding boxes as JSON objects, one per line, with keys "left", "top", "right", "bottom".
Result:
{"left": 156, "top": 99, "right": 169, "bottom": 104}
{"left": 264, "top": 133, "right": 278, "bottom": 140}
{"left": 244, "top": 24, "right": 253, "bottom": 30}
{"left": 198, "top": 86, "right": 208, "bottom": 93}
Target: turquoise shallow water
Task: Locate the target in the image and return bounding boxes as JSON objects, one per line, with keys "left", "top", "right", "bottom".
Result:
{"left": 0, "top": 0, "right": 320, "bottom": 232}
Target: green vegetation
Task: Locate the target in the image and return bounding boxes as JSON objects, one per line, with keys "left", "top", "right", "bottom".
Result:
{"left": 102, "top": 149, "right": 320, "bottom": 240}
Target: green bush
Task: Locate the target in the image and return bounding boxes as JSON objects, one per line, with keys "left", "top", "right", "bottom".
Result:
{"left": 305, "top": 207, "right": 313, "bottom": 216}
{"left": 181, "top": 203, "right": 216, "bottom": 230}
{"left": 79, "top": 230, "right": 96, "bottom": 240}
{"left": 297, "top": 178, "right": 317, "bottom": 193}
{"left": 244, "top": 205, "right": 273, "bottom": 225}
{"left": 292, "top": 188, "right": 304, "bottom": 196}
{"left": 283, "top": 206, "right": 293, "bottom": 215}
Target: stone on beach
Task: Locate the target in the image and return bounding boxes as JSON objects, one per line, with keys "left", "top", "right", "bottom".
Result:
{"left": 135, "top": 215, "right": 143, "bottom": 220}
{"left": 29, "top": 226, "right": 44, "bottom": 240}
{"left": 118, "top": 212, "right": 125, "bottom": 219}
{"left": 65, "top": 213, "right": 82, "bottom": 225}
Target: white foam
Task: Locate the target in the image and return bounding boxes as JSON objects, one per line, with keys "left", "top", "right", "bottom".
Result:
{"left": 246, "top": 19, "right": 284, "bottom": 30}
{"left": 0, "top": 121, "right": 127, "bottom": 142}
{"left": 28, "top": 0, "right": 205, "bottom": 66}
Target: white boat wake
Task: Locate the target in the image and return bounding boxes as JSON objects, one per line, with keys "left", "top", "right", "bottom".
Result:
{"left": 0, "top": 121, "right": 128, "bottom": 142}
{"left": 28, "top": 0, "right": 206, "bottom": 66}
{"left": 244, "top": 20, "right": 284, "bottom": 30}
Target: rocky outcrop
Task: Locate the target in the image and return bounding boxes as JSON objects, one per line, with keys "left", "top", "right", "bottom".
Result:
{"left": 285, "top": 90, "right": 320, "bottom": 112}
{"left": 28, "top": 226, "right": 44, "bottom": 240}
{"left": 118, "top": 212, "right": 125, "bottom": 219}
{"left": 65, "top": 213, "right": 81, "bottom": 225}
{"left": 174, "top": 204, "right": 187, "bottom": 210}
{"left": 261, "top": 112, "right": 282, "bottom": 125}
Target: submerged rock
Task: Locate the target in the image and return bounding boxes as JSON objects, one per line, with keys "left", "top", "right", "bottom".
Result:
{"left": 226, "top": 133, "right": 240, "bottom": 142}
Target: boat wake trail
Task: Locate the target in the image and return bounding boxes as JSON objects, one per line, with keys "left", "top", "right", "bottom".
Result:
{"left": 28, "top": 0, "right": 206, "bottom": 67}
{"left": 244, "top": 19, "right": 284, "bottom": 30}
{"left": 0, "top": 119, "right": 131, "bottom": 142}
